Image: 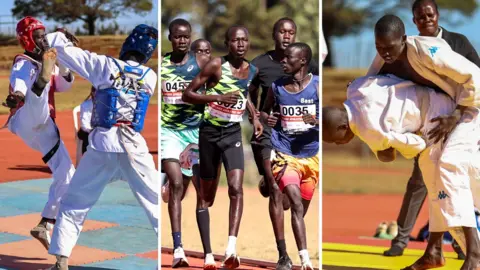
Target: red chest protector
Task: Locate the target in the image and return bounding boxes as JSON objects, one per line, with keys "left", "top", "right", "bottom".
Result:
{"left": 9, "top": 54, "right": 57, "bottom": 119}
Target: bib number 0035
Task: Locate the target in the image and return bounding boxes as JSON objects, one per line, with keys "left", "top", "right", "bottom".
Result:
{"left": 280, "top": 104, "right": 316, "bottom": 133}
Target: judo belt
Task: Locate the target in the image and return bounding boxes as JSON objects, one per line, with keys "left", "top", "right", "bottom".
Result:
{"left": 42, "top": 125, "right": 61, "bottom": 164}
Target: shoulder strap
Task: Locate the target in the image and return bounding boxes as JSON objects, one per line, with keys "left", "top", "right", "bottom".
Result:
{"left": 13, "top": 54, "right": 41, "bottom": 68}
{"left": 107, "top": 56, "right": 125, "bottom": 79}
{"left": 248, "top": 62, "right": 257, "bottom": 81}
{"left": 221, "top": 56, "right": 227, "bottom": 65}
{"left": 139, "top": 67, "right": 151, "bottom": 80}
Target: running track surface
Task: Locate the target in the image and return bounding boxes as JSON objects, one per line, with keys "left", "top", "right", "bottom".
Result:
{"left": 323, "top": 194, "right": 465, "bottom": 269}
{"left": 0, "top": 107, "right": 158, "bottom": 269}
{"left": 160, "top": 249, "right": 281, "bottom": 270}
{"left": 2, "top": 107, "right": 464, "bottom": 269}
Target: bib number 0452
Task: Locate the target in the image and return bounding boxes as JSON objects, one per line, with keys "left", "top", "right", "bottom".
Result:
{"left": 162, "top": 81, "right": 190, "bottom": 104}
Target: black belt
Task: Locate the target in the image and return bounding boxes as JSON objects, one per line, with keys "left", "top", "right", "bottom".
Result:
{"left": 42, "top": 125, "right": 61, "bottom": 164}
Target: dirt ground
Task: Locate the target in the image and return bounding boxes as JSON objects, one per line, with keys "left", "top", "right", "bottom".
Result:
{"left": 161, "top": 185, "right": 320, "bottom": 267}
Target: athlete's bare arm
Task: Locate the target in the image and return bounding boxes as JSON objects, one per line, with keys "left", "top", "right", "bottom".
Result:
{"left": 182, "top": 57, "right": 240, "bottom": 104}
{"left": 247, "top": 69, "right": 263, "bottom": 136}
{"left": 247, "top": 94, "right": 263, "bottom": 137}
{"left": 248, "top": 69, "right": 261, "bottom": 115}
{"left": 249, "top": 76, "right": 261, "bottom": 109}
{"left": 246, "top": 95, "right": 258, "bottom": 120}
{"left": 260, "top": 86, "right": 278, "bottom": 127}
{"left": 196, "top": 53, "right": 211, "bottom": 69}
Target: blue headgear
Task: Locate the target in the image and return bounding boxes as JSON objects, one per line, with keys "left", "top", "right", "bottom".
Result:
{"left": 120, "top": 24, "right": 158, "bottom": 64}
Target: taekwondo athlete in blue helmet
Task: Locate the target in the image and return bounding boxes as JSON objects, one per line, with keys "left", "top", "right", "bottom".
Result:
{"left": 44, "top": 25, "right": 158, "bottom": 270}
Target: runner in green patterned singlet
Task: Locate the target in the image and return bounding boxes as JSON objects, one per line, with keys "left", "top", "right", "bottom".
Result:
{"left": 160, "top": 18, "right": 210, "bottom": 268}
{"left": 183, "top": 25, "right": 263, "bottom": 270}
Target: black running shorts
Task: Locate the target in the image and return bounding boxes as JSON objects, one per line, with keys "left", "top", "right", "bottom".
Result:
{"left": 250, "top": 121, "right": 272, "bottom": 175}
{"left": 199, "top": 123, "right": 244, "bottom": 180}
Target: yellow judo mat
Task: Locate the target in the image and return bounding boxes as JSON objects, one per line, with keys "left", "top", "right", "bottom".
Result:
{"left": 322, "top": 242, "right": 463, "bottom": 269}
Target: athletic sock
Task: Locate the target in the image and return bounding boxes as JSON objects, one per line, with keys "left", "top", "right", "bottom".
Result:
{"left": 39, "top": 217, "right": 55, "bottom": 228}
{"left": 226, "top": 236, "right": 237, "bottom": 255}
{"left": 299, "top": 249, "right": 310, "bottom": 264}
{"left": 276, "top": 239, "right": 287, "bottom": 258}
{"left": 196, "top": 208, "right": 212, "bottom": 254}
{"left": 172, "top": 232, "right": 182, "bottom": 250}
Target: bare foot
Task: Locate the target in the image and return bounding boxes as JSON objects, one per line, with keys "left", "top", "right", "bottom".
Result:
{"left": 41, "top": 48, "right": 57, "bottom": 82}
{"left": 401, "top": 253, "right": 445, "bottom": 270}
{"left": 460, "top": 255, "right": 480, "bottom": 270}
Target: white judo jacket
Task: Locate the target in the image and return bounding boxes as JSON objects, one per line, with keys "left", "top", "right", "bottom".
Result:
{"left": 367, "top": 36, "right": 480, "bottom": 107}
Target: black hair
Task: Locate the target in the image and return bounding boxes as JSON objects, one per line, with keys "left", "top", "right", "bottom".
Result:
{"left": 412, "top": 0, "right": 438, "bottom": 14}
{"left": 168, "top": 18, "right": 191, "bottom": 34}
{"left": 272, "top": 17, "right": 297, "bottom": 35}
{"left": 191, "top": 39, "right": 211, "bottom": 51}
{"left": 374, "top": 14, "right": 405, "bottom": 37}
{"left": 224, "top": 25, "right": 249, "bottom": 42}
{"left": 287, "top": 42, "right": 312, "bottom": 63}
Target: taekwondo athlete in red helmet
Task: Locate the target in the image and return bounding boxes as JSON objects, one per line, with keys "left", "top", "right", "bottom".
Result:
{"left": 2, "top": 16, "right": 76, "bottom": 251}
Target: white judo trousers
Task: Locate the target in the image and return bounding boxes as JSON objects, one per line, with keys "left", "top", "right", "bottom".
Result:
{"left": 419, "top": 105, "right": 480, "bottom": 253}
{"left": 8, "top": 81, "right": 75, "bottom": 220}
{"left": 49, "top": 145, "right": 158, "bottom": 256}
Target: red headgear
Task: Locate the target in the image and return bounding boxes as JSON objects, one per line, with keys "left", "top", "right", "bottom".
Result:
{"left": 16, "top": 16, "right": 45, "bottom": 53}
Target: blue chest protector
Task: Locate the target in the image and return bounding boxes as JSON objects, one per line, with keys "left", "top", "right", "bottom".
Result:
{"left": 92, "top": 57, "right": 151, "bottom": 132}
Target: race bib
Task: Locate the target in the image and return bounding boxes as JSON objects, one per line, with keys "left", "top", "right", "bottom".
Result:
{"left": 207, "top": 99, "right": 247, "bottom": 122}
{"left": 280, "top": 105, "right": 316, "bottom": 133}
{"left": 162, "top": 80, "right": 190, "bottom": 104}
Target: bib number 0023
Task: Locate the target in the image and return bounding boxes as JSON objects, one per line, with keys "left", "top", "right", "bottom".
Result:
{"left": 162, "top": 81, "right": 190, "bottom": 104}
{"left": 280, "top": 104, "right": 316, "bottom": 133}
{"left": 208, "top": 99, "right": 246, "bottom": 122}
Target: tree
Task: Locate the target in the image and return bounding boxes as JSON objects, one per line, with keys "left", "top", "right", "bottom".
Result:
{"left": 322, "top": 0, "right": 478, "bottom": 67}
{"left": 281, "top": 0, "right": 319, "bottom": 61}
{"left": 161, "top": 0, "right": 319, "bottom": 59}
{"left": 12, "top": 0, "right": 153, "bottom": 35}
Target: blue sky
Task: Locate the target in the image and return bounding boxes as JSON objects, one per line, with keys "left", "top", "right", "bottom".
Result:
{"left": 331, "top": 0, "right": 480, "bottom": 68}
{"left": 0, "top": 0, "right": 158, "bottom": 34}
